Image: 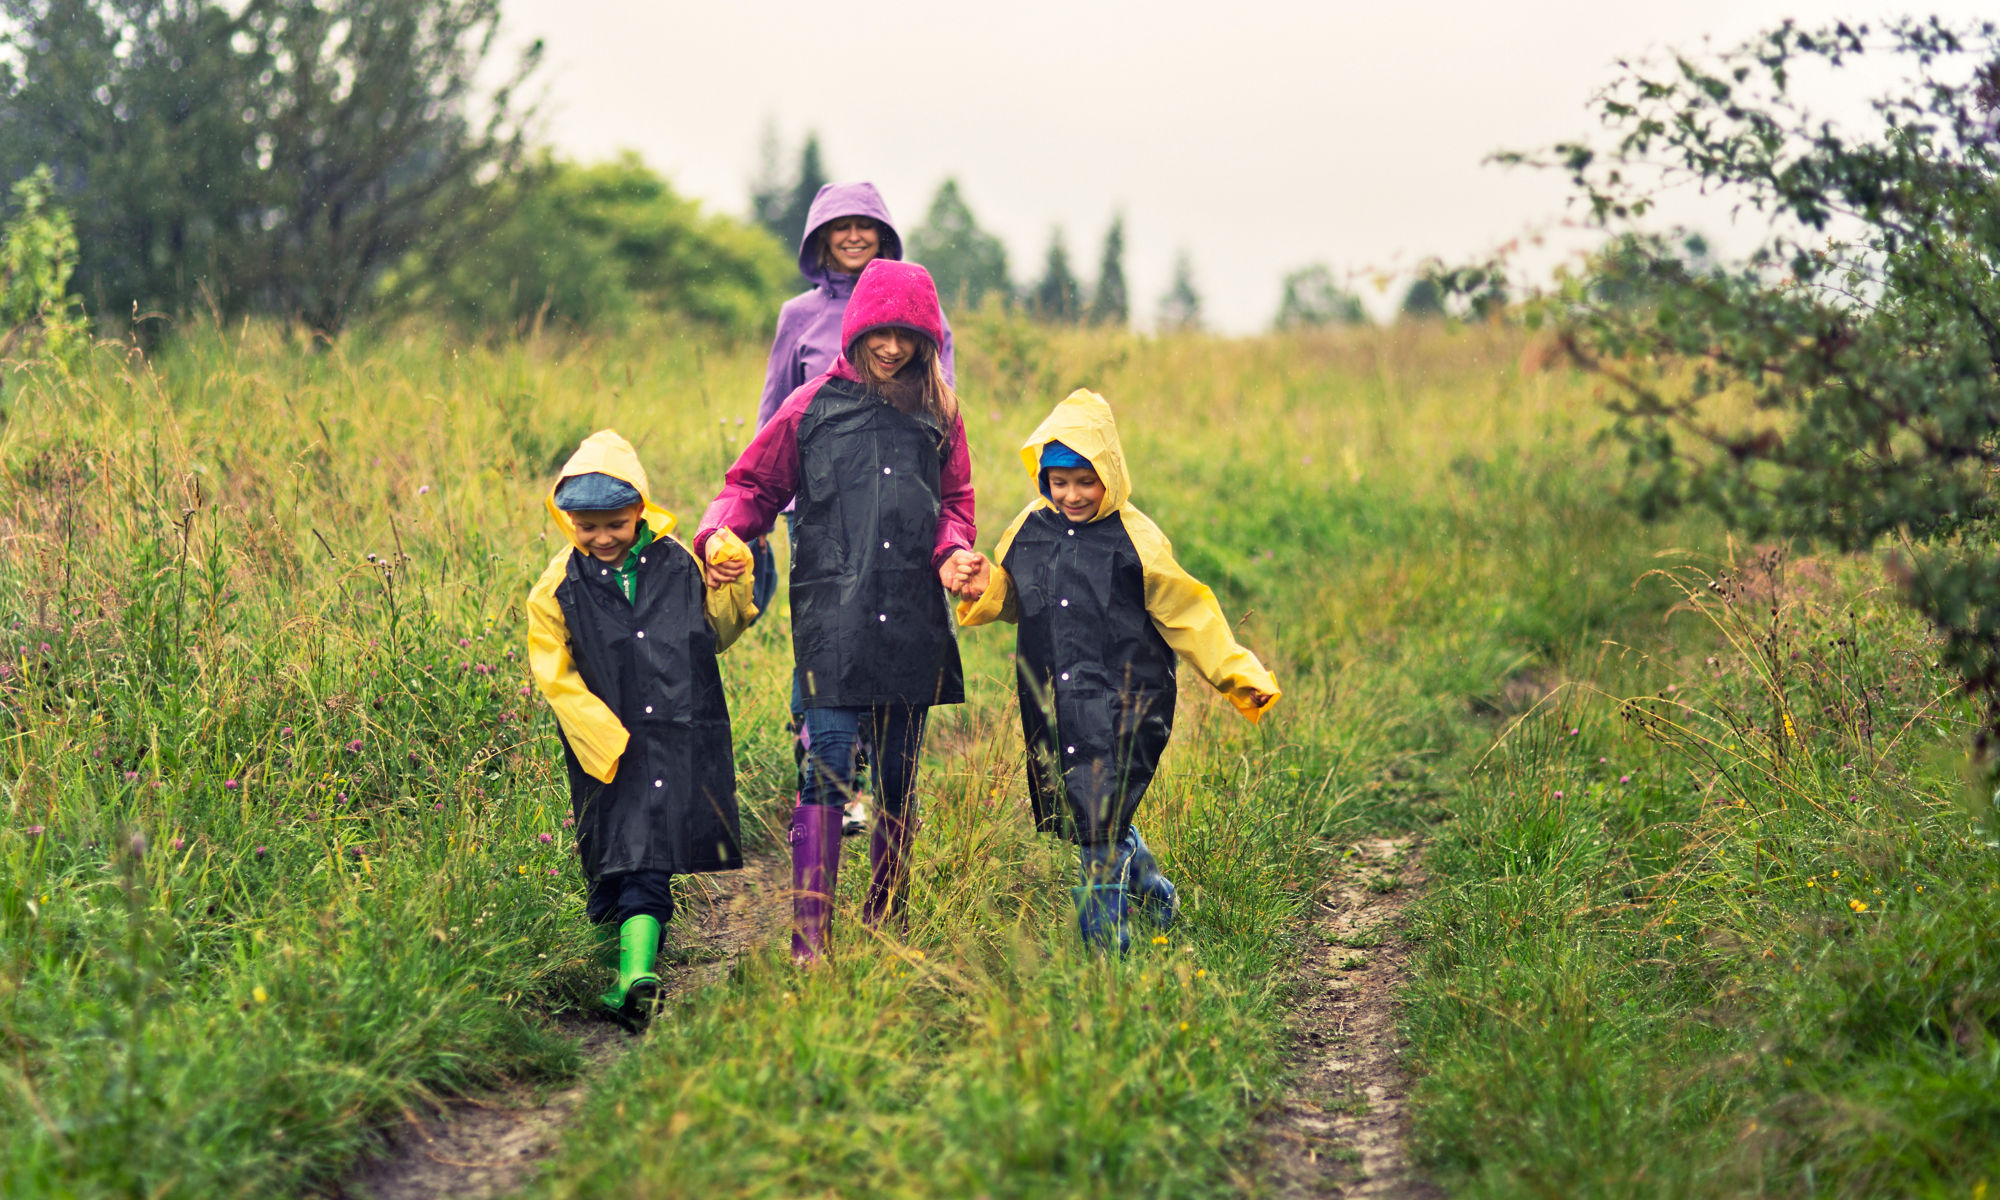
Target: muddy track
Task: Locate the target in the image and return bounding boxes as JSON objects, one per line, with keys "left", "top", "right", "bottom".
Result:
{"left": 340, "top": 850, "right": 786, "bottom": 1200}
{"left": 1253, "top": 835, "right": 1441, "bottom": 1199}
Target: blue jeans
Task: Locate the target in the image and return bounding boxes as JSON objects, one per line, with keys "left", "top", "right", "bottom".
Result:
{"left": 798, "top": 698, "right": 927, "bottom": 815}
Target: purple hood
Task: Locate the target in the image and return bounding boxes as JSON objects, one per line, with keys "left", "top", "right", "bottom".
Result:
{"left": 797, "top": 181, "right": 904, "bottom": 287}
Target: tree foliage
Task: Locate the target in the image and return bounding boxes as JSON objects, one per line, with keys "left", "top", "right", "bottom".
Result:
{"left": 750, "top": 129, "right": 829, "bottom": 261}
{"left": 0, "top": 167, "right": 88, "bottom": 362}
{"left": 1276, "top": 263, "right": 1366, "bottom": 329}
{"left": 908, "top": 178, "right": 1011, "bottom": 311}
{"left": 0, "top": 0, "right": 541, "bottom": 336}
{"left": 404, "top": 154, "right": 793, "bottom": 337}
{"left": 1158, "top": 250, "right": 1202, "bottom": 332}
{"left": 1513, "top": 18, "right": 2000, "bottom": 761}
{"left": 1088, "top": 215, "right": 1128, "bottom": 327}
{"left": 1032, "top": 228, "right": 1083, "bottom": 323}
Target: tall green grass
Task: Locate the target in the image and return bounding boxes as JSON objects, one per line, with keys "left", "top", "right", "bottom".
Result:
{"left": 5, "top": 313, "right": 1916, "bottom": 1198}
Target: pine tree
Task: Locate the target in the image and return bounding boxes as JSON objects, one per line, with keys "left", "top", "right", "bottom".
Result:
{"left": 749, "top": 121, "right": 790, "bottom": 243}
{"left": 1157, "top": 251, "right": 1202, "bottom": 332}
{"left": 1033, "top": 228, "right": 1083, "bottom": 323}
{"left": 777, "top": 135, "right": 830, "bottom": 260}
{"left": 1087, "top": 215, "right": 1128, "bottom": 326}
{"left": 907, "top": 178, "right": 1011, "bottom": 310}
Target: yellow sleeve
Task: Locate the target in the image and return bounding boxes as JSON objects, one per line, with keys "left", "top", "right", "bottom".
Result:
{"left": 526, "top": 551, "right": 630, "bottom": 782}
{"left": 697, "top": 529, "right": 759, "bottom": 652}
{"left": 1124, "top": 508, "right": 1282, "bottom": 723}
{"left": 956, "top": 564, "right": 1017, "bottom": 626}
{"left": 955, "top": 500, "right": 1039, "bottom": 627}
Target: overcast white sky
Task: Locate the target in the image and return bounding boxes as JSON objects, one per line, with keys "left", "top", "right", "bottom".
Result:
{"left": 497, "top": 1, "right": 1994, "bottom": 331}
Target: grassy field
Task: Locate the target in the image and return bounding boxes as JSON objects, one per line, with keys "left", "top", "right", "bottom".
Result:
{"left": 0, "top": 315, "right": 1993, "bottom": 1198}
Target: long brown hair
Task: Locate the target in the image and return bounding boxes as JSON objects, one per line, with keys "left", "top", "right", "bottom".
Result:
{"left": 847, "top": 331, "right": 959, "bottom": 432}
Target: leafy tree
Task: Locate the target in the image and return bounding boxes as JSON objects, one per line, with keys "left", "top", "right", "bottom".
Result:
{"left": 0, "top": 166, "right": 88, "bottom": 362}
{"left": 1032, "top": 228, "right": 1083, "bottom": 323}
{"left": 908, "top": 178, "right": 1011, "bottom": 310}
{"left": 1399, "top": 276, "right": 1444, "bottom": 319}
{"left": 1276, "top": 263, "right": 1366, "bottom": 329}
{"left": 0, "top": 0, "right": 542, "bottom": 336}
{"left": 1509, "top": 19, "right": 2000, "bottom": 765}
{"left": 1158, "top": 251, "right": 1202, "bottom": 332}
{"left": 408, "top": 154, "right": 792, "bottom": 337}
{"left": 1088, "top": 215, "right": 1128, "bottom": 326}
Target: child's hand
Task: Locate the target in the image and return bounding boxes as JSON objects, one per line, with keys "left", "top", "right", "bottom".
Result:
{"left": 957, "top": 555, "right": 993, "bottom": 602}
{"left": 938, "top": 549, "right": 983, "bottom": 597}
{"left": 703, "top": 533, "right": 750, "bottom": 590}
{"left": 1249, "top": 689, "right": 1277, "bottom": 710}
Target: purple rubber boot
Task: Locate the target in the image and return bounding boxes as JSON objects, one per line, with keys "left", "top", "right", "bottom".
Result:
{"left": 789, "top": 802, "right": 844, "bottom": 964}
{"left": 862, "top": 806, "right": 919, "bottom": 933}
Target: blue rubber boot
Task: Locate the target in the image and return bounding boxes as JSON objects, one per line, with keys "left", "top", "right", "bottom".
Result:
{"left": 1074, "top": 842, "right": 1132, "bottom": 954}
{"left": 1120, "top": 827, "right": 1179, "bottom": 932}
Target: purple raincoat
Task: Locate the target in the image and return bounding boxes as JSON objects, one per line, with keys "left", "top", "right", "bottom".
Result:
{"left": 755, "top": 181, "right": 956, "bottom": 429}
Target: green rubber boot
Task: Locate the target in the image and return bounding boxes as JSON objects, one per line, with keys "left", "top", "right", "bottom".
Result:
{"left": 599, "top": 914, "right": 662, "bottom": 1030}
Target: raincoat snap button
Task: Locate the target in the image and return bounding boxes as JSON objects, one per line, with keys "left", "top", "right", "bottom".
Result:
{"left": 878, "top": 613, "right": 887, "bottom": 622}
{"left": 640, "top": 557, "right": 646, "bottom": 564}
{"left": 1060, "top": 599, "right": 1070, "bottom": 607}
{"left": 883, "top": 467, "right": 892, "bottom": 474}
{"left": 882, "top": 541, "right": 890, "bottom": 549}
{"left": 654, "top": 779, "right": 663, "bottom": 788}
{"left": 1061, "top": 672, "right": 1070, "bottom": 681}
{"left": 1067, "top": 529, "right": 1075, "bottom": 536}
{"left": 645, "top": 705, "right": 654, "bottom": 714}
{"left": 1066, "top": 746, "right": 1076, "bottom": 755}
{"left": 636, "top": 631, "right": 645, "bottom": 638}
{"left": 600, "top": 568, "right": 608, "bottom": 576}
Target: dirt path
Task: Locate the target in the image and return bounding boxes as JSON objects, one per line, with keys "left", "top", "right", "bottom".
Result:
{"left": 1253, "top": 835, "right": 1441, "bottom": 1199}
{"left": 341, "top": 851, "right": 785, "bottom": 1200}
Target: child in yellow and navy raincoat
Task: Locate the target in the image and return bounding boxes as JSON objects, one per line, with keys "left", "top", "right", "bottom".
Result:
{"left": 958, "top": 389, "right": 1280, "bottom": 951}
{"left": 526, "top": 430, "right": 758, "bottom": 1026}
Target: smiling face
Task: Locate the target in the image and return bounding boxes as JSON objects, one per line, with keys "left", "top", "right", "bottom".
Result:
{"left": 859, "top": 328, "right": 917, "bottom": 381}
{"left": 1044, "top": 466, "right": 1106, "bottom": 522}
{"left": 822, "top": 217, "right": 882, "bottom": 274}
{"left": 569, "top": 504, "right": 644, "bottom": 562}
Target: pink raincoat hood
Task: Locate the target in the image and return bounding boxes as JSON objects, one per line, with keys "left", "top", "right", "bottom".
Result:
{"left": 838, "top": 260, "right": 945, "bottom": 361}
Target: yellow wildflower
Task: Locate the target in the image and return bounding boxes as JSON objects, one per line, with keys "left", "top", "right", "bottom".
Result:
{"left": 253, "top": 986, "right": 269, "bottom": 1004}
{"left": 1849, "top": 899, "right": 1868, "bottom": 913}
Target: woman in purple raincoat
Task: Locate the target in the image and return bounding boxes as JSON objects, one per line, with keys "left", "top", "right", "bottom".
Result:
{"left": 750, "top": 182, "right": 955, "bottom": 835}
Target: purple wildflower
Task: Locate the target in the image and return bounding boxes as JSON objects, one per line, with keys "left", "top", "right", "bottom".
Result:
{"left": 281, "top": 726, "right": 294, "bottom": 738}
{"left": 224, "top": 779, "right": 241, "bottom": 791}
{"left": 474, "top": 663, "right": 492, "bottom": 676}
{"left": 254, "top": 845, "right": 268, "bottom": 857}
{"left": 538, "top": 832, "right": 553, "bottom": 844}
{"left": 346, "top": 739, "right": 363, "bottom": 754}
{"left": 123, "top": 771, "right": 139, "bottom": 782}
{"left": 171, "top": 837, "right": 185, "bottom": 851}
{"left": 1554, "top": 790, "right": 1564, "bottom": 799}
{"left": 562, "top": 817, "right": 575, "bottom": 828}
{"left": 1619, "top": 775, "right": 1631, "bottom": 784}
{"left": 419, "top": 485, "right": 431, "bottom": 495}
{"left": 458, "top": 638, "right": 470, "bottom": 648}
{"left": 26, "top": 824, "right": 44, "bottom": 836}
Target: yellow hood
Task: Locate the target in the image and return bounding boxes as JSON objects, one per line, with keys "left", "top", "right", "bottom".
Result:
{"left": 545, "top": 429, "right": 678, "bottom": 552}
{"left": 1018, "top": 388, "right": 1132, "bottom": 523}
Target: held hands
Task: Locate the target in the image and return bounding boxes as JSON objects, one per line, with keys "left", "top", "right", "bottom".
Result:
{"left": 703, "top": 533, "right": 750, "bottom": 590}
{"left": 939, "top": 549, "right": 988, "bottom": 599}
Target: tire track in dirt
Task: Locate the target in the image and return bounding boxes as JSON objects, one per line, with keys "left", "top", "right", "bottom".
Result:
{"left": 341, "top": 850, "right": 785, "bottom": 1200}
{"left": 1254, "top": 835, "right": 1441, "bottom": 1199}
